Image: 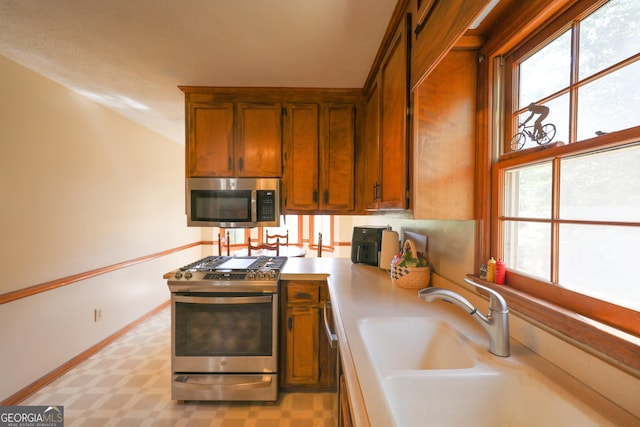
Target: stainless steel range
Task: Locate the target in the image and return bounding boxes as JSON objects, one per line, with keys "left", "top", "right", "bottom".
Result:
{"left": 167, "top": 255, "right": 287, "bottom": 402}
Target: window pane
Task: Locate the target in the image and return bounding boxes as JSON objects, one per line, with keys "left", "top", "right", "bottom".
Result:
{"left": 560, "top": 144, "right": 640, "bottom": 221}
{"left": 579, "top": 0, "right": 640, "bottom": 79}
{"left": 265, "top": 215, "right": 298, "bottom": 244}
{"left": 577, "top": 60, "right": 640, "bottom": 140}
{"left": 503, "top": 220, "right": 551, "bottom": 280}
{"left": 518, "top": 30, "right": 571, "bottom": 110}
{"left": 504, "top": 162, "right": 552, "bottom": 218}
{"left": 226, "top": 229, "right": 246, "bottom": 245}
{"left": 559, "top": 224, "right": 639, "bottom": 311}
{"left": 515, "top": 95, "right": 569, "bottom": 149}
{"left": 313, "top": 215, "right": 331, "bottom": 245}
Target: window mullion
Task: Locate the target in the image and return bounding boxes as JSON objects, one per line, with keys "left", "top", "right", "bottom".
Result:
{"left": 551, "top": 157, "right": 562, "bottom": 284}
{"left": 569, "top": 20, "right": 580, "bottom": 144}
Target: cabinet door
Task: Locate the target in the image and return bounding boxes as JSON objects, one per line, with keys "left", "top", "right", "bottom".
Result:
{"left": 236, "top": 103, "right": 283, "bottom": 177}
{"left": 319, "top": 103, "right": 355, "bottom": 211}
{"left": 413, "top": 50, "right": 476, "bottom": 219}
{"left": 362, "top": 82, "right": 381, "bottom": 210}
{"left": 187, "top": 102, "right": 234, "bottom": 177}
{"left": 283, "top": 104, "right": 320, "bottom": 211}
{"left": 339, "top": 372, "right": 354, "bottom": 427}
{"left": 285, "top": 306, "right": 320, "bottom": 385}
{"left": 378, "top": 16, "right": 410, "bottom": 209}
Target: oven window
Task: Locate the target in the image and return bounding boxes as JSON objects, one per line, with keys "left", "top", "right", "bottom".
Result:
{"left": 192, "top": 190, "right": 251, "bottom": 222}
{"left": 175, "top": 297, "right": 273, "bottom": 357}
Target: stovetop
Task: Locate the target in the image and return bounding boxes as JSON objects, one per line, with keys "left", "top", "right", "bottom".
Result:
{"left": 181, "top": 255, "right": 288, "bottom": 273}
{"left": 167, "top": 256, "right": 288, "bottom": 293}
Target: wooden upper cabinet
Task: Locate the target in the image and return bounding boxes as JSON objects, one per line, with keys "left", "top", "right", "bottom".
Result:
{"left": 236, "top": 103, "right": 283, "bottom": 177}
{"left": 283, "top": 103, "right": 320, "bottom": 211}
{"left": 413, "top": 49, "right": 477, "bottom": 219}
{"left": 359, "top": 14, "right": 410, "bottom": 211}
{"left": 410, "top": 0, "right": 490, "bottom": 89}
{"left": 283, "top": 101, "right": 356, "bottom": 213}
{"left": 184, "top": 93, "right": 282, "bottom": 178}
{"left": 183, "top": 88, "right": 358, "bottom": 208}
{"left": 320, "top": 103, "right": 356, "bottom": 211}
{"left": 188, "top": 102, "right": 234, "bottom": 177}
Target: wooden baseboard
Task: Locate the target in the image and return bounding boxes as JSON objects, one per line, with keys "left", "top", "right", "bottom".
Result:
{"left": 1, "top": 301, "right": 170, "bottom": 406}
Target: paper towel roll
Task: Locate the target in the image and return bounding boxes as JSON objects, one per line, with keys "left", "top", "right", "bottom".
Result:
{"left": 379, "top": 230, "right": 400, "bottom": 270}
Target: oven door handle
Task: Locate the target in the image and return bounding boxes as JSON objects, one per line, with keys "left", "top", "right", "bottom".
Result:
{"left": 174, "top": 374, "right": 273, "bottom": 389}
{"left": 173, "top": 295, "right": 272, "bottom": 304}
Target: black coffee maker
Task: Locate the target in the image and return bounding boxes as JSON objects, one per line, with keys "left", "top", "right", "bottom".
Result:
{"left": 351, "top": 226, "right": 390, "bottom": 266}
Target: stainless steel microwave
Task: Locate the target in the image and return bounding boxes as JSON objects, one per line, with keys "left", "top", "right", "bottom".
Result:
{"left": 186, "top": 178, "right": 280, "bottom": 228}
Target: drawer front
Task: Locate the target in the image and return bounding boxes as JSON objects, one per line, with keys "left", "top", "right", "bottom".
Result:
{"left": 287, "top": 284, "right": 320, "bottom": 304}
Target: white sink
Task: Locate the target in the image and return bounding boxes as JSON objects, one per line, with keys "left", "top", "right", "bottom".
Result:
{"left": 358, "top": 317, "right": 476, "bottom": 372}
{"left": 382, "top": 371, "right": 627, "bottom": 427}
{"left": 357, "top": 316, "right": 638, "bottom": 427}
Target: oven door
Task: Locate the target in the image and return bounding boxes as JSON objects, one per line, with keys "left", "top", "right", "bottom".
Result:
{"left": 172, "top": 292, "right": 278, "bottom": 373}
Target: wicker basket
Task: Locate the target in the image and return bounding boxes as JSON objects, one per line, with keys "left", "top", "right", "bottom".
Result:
{"left": 390, "top": 239, "right": 432, "bottom": 289}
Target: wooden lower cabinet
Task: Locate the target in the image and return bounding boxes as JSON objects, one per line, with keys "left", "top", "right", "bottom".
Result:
{"left": 280, "top": 280, "right": 337, "bottom": 390}
{"left": 339, "top": 371, "right": 353, "bottom": 427}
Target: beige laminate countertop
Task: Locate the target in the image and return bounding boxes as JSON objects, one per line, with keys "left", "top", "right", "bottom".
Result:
{"left": 280, "top": 257, "right": 640, "bottom": 427}
{"left": 281, "top": 257, "right": 492, "bottom": 426}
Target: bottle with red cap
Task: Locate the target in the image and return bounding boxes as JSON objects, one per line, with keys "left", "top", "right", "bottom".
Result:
{"left": 495, "top": 259, "right": 506, "bottom": 284}
{"left": 487, "top": 257, "right": 496, "bottom": 282}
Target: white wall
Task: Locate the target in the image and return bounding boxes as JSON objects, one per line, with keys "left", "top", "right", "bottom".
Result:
{"left": 0, "top": 55, "right": 202, "bottom": 401}
{"left": 335, "top": 215, "right": 475, "bottom": 282}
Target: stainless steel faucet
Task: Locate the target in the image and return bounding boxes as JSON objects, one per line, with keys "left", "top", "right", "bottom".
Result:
{"left": 418, "top": 278, "right": 510, "bottom": 357}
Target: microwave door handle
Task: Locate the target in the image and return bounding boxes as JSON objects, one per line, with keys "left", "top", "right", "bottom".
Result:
{"left": 251, "top": 189, "right": 258, "bottom": 222}
{"left": 173, "top": 295, "right": 272, "bottom": 304}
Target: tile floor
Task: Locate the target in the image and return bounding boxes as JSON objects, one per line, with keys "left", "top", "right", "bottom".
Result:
{"left": 20, "top": 307, "right": 336, "bottom": 427}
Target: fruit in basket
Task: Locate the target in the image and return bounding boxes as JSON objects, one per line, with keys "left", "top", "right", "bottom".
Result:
{"left": 391, "top": 239, "right": 429, "bottom": 268}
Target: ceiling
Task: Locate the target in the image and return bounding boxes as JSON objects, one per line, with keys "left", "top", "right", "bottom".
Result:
{"left": 0, "top": 0, "right": 398, "bottom": 144}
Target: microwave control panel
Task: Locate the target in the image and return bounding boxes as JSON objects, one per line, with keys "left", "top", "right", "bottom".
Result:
{"left": 256, "top": 190, "right": 277, "bottom": 221}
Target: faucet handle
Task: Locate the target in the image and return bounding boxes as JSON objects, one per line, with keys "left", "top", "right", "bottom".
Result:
{"left": 463, "top": 278, "right": 508, "bottom": 314}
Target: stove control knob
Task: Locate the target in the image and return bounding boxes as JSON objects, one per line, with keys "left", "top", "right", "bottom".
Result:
{"left": 174, "top": 271, "right": 183, "bottom": 279}
{"left": 268, "top": 271, "right": 277, "bottom": 280}
{"left": 184, "top": 271, "right": 192, "bottom": 279}
{"left": 247, "top": 272, "right": 256, "bottom": 280}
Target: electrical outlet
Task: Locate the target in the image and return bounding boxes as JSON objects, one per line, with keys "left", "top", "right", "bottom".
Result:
{"left": 94, "top": 308, "right": 102, "bottom": 322}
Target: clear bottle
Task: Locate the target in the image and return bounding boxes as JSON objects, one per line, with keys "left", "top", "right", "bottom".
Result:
{"left": 487, "top": 257, "right": 496, "bottom": 282}
{"left": 495, "top": 259, "right": 506, "bottom": 284}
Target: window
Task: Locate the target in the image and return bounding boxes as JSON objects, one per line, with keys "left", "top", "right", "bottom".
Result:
{"left": 310, "top": 215, "right": 334, "bottom": 251}
{"left": 222, "top": 215, "right": 302, "bottom": 248}
{"left": 263, "top": 215, "right": 301, "bottom": 245}
{"left": 505, "top": 0, "right": 640, "bottom": 152}
{"left": 495, "top": 0, "right": 640, "bottom": 338}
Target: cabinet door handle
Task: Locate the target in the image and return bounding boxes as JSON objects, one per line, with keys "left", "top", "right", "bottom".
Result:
{"left": 228, "top": 157, "right": 232, "bottom": 170}
{"left": 288, "top": 316, "right": 292, "bottom": 332}
{"left": 313, "top": 190, "right": 318, "bottom": 203}
{"left": 239, "top": 157, "right": 244, "bottom": 171}
{"left": 323, "top": 190, "right": 329, "bottom": 204}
